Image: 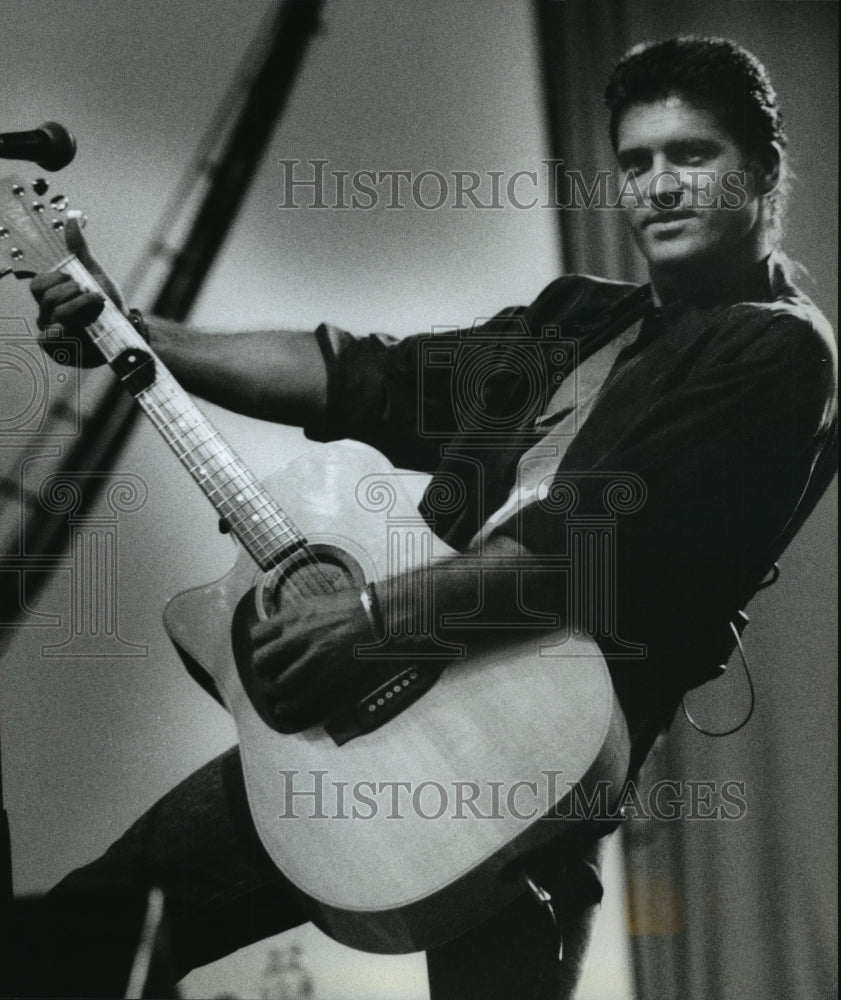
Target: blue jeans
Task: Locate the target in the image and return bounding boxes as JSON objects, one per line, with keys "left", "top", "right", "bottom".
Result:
{"left": 53, "top": 748, "right": 605, "bottom": 998}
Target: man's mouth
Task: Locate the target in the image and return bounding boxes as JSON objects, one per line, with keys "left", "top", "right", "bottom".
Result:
{"left": 643, "top": 210, "right": 697, "bottom": 228}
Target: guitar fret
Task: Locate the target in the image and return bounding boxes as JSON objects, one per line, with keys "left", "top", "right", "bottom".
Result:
{"left": 173, "top": 432, "right": 222, "bottom": 461}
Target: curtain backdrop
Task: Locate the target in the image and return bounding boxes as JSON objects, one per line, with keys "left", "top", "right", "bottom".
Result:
{"left": 534, "top": 0, "right": 646, "bottom": 284}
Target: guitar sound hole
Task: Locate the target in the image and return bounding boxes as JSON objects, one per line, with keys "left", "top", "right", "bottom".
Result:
{"left": 255, "top": 544, "right": 367, "bottom": 620}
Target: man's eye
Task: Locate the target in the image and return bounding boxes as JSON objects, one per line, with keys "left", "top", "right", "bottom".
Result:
{"left": 674, "top": 145, "right": 715, "bottom": 167}
{"left": 620, "top": 158, "right": 649, "bottom": 176}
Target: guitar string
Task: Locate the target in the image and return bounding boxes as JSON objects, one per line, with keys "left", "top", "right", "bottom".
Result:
{"left": 140, "top": 377, "right": 340, "bottom": 599}
{"left": 64, "top": 276, "right": 340, "bottom": 600}
{"left": 139, "top": 372, "right": 304, "bottom": 553}
{"left": 132, "top": 362, "right": 346, "bottom": 597}
{"left": 31, "top": 224, "right": 313, "bottom": 567}
{"left": 58, "top": 258, "right": 342, "bottom": 600}
{"left": 86, "top": 311, "right": 292, "bottom": 553}
{"left": 36, "top": 219, "right": 351, "bottom": 595}
{"left": 150, "top": 410, "right": 324, "bottom": 579}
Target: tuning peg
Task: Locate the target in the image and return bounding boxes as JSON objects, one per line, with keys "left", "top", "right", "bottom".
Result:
{"left": 49, "top": 194, "right": 68, "bottom": 211}
{"left": 11, "top": 184, "right": 24, "bottom": 196}
{"left": 32, "top": 202, "right": 45, "bottom": 214}
{"left": 33, "top": 178, "right": 49, "bottom": 195}
{"left": 0, "top": 227, "right": 8, "bottom": 238}
{"left": 10, "top": 248, "right": 23, "bottom": 259}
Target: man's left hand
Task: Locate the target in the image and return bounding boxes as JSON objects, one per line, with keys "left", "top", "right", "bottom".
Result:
{"left": 248, "top": 587, "right": 379, "bottom": 733}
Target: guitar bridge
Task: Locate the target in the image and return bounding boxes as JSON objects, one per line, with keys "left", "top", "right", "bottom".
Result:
{"left": 325, "top": 664, "right": 445, "bottom": 746}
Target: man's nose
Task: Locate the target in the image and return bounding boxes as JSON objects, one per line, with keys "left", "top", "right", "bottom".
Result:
{"left": 649, "top": 168, "right": 684, "bottom": 210}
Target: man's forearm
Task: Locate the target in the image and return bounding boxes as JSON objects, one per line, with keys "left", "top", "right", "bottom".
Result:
{"left": 374, "top": 535, "right": 568, "bottom": 654}
{"left": 147, "top": 317, "right": 328, "bottom": 427}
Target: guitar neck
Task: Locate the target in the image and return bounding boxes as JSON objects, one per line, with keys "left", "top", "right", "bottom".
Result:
{"left": 64, "top": 257, "right": 306, "bottom": 571}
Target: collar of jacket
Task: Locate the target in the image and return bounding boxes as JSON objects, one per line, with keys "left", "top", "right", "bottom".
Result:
{"left": 649, "top": 250, "right": 787, "bottom": 335}
{"left": 491, "top": 252, "right": 789, "bottom": 456}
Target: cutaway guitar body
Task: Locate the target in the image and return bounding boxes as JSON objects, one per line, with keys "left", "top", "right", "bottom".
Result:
{"left": 164, "top": 443, "right": 630, "bottom": 953}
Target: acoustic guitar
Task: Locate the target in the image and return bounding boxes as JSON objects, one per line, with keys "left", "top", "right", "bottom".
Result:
{"left": 1, "top": 175, "right": 630, "bottom": 953}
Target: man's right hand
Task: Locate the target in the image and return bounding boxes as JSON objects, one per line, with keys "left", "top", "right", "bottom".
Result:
{"left": 29, "top": 215, "right": 124, "bottom": 367}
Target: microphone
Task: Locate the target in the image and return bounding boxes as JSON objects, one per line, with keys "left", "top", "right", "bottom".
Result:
{"left": 0, "top": 122, "right": 77, "bottom": 171}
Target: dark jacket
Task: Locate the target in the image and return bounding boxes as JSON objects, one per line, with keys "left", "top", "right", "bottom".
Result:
{"left": 306, "top": 253, "right": 837, "bottom": 729}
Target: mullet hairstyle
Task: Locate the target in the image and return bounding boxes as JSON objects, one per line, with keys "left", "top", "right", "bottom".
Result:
{"left": 604, "top": 36, "right": 790, "bottom": 245}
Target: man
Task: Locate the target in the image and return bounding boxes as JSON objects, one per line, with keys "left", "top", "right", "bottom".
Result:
{"left": 27, "top": 36, "right": 838, "bottom": 1000}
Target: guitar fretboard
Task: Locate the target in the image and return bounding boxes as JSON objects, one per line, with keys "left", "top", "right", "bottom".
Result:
{"left": 64, "top": 256, "right": 306, "bottom": 572}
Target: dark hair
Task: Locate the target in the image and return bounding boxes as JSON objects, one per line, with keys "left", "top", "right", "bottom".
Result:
{"left": 605, "top": 36, "right": 789, "bottom": 240}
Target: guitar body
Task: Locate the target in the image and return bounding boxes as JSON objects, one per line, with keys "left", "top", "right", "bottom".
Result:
{"left": 164, "top": 442, "right": 630, "bottom": 953}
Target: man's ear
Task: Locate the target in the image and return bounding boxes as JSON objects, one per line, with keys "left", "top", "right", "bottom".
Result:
{"left": 751, "top": 142, "right": 782, "bottom": 195}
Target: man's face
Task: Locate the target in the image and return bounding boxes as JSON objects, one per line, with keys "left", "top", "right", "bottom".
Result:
{"left": 616, "top": 96, "right": 763, "bottom": 270}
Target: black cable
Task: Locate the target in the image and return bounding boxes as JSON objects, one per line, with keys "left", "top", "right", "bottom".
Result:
{"left": 682, "top": 619, "right": 756, "bottom": 737}
{"left": 681, "top": 562, "right": 780, "bottom": 737}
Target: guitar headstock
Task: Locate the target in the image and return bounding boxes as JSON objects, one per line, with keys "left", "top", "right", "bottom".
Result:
{"left": 0, "top": 174, "right": 72, "bottom": 281}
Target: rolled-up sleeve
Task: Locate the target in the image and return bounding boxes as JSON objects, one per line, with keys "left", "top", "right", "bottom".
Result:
{"left": 303, "top": 322, "right": 438, "bottom": 470}
{"left": 304, "top": 309, "right": 525, "bottom": 472}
